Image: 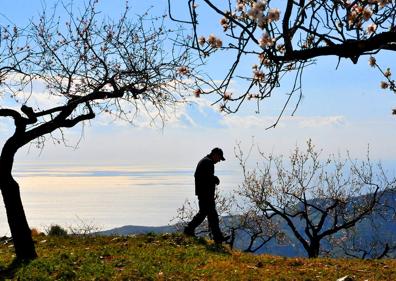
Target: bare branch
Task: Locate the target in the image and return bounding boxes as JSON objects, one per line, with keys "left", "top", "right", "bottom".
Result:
{"left": 172, "top": 0, "right": 396, "bottom": 123}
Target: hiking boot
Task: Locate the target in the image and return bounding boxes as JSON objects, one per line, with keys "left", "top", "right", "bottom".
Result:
{"left": 214, "top": 234, "right": 230, "bottom": 244}
{"left": 183, "top": 227, "right": 196, "bottom": 237}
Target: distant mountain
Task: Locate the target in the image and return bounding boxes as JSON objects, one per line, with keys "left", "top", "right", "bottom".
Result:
{"left": 98, "top": 225, "right": 177, "bottom": 236}
{"left": 98, "top": 189, "right": 396, "bottom": 258}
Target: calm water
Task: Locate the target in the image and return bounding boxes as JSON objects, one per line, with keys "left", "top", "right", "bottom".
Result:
{"left": 0, "top": 163, "right": 241, "bottom": 235}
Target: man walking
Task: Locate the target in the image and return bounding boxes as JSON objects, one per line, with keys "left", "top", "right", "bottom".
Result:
{"left": 184, "top": 147, "right": 229, "bottom": 243}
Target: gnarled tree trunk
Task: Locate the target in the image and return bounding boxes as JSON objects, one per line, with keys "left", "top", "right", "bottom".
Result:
{"left": 0, "top": 141, "right": 37, "bottom": 261}
{"left": 307, "top": 240, "right": 320, "bottom": 258}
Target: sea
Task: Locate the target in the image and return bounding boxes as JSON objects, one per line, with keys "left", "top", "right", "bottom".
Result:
{"left": 0, "top": 163, "right": 242, "bottom": 236}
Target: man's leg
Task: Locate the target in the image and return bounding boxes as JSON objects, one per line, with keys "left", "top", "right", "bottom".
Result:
{"left": 205, "top": 197, "right": 226, "bottom": 242}
{"left": 184, "top": 197, "right": 208, "bottom": 236}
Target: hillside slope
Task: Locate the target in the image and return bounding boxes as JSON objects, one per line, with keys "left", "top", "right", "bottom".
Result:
{"left": 0, "top": 234, "right": 395, "bottom": 280}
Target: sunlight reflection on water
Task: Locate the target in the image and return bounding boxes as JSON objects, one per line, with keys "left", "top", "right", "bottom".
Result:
{"left": 0, "top": 164, "right": 241, "bottom": 235}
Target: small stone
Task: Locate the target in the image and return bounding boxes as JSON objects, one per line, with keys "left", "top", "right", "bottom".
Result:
{"left": 336, "top": 276, "right": 354, "bottom": 281}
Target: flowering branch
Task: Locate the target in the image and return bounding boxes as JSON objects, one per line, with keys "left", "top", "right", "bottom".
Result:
{"left": 171, "top": 0, "right": 396, "bottom": 125}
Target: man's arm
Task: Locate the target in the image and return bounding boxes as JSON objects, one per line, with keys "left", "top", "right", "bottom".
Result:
{"left": 195, "top": 158, "right": 219, "bottom": 186}
{"left": 213, "top": 176, "right": 220, "bottom": 185}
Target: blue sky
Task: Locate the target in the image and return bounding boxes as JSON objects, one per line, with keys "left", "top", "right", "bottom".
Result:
{"left": 1, "top": 0, "right": 395, "bottom": 173}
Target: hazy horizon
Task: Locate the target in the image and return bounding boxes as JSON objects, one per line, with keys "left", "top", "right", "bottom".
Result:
{"left": 0, "top": 163, "right": 242, "bottom": 236}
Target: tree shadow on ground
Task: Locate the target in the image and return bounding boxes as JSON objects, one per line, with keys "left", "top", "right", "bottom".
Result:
{"left": 149, "top": 232, "right": 232, "bottom": 255}
{"left": 192, "top": 235, "right": 232, "bottom": 255}
{"left": 0, "top": 258, "right": 31, "bottom": 280}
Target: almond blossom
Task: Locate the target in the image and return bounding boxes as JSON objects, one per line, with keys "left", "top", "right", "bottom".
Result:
{"left": 259, "top": 32, "right": 274, "bottom": 48}
{"left": 259, "top": 52, "right": 271, "bottom": 67}
{"left": 384, "top": 68, "right": 392, "bottom": 78}
{"left": 253, "top": 1, "right": 266, "bottom": 12}
{"left": 380, "top": 81, "right": 389, "bottom": 89}
{"left": 247, "top": 7, "right": 262, "bottom": 20}
{"left": 215, "top": 38, "right": 223, "bottom": 48}
{"left": 193, "top": 88, "right": 202, "bottom": 97}
{"left": 220, "top": 17, "right": 229, "bottom": 31}
{"left": 253, "top": 70, "right": 265, "bottom": 82}
{"left": 236, "top": 3, "right": 245, "bottom": 11}
{"left": 257, "top": 16, "right": 268, "bottom": 29}
{"left": 198, "top": 36, "right": 206, "bottom": 46}
{"left": 177, "top": 66, "right": 189, "bottom": 75}
{"left": 208, "top": 33, "right": 217, "bottom": 46}
{"left": 368, "top": 56, "right": 376, "bottom": 67}
{"left": 223, "top": 92, "right": 232, "bottom": 100}
{"left": 267, "top": 8, "right": 280, "bottom": 22}
{"left": 362, "top": 8, "right": 373, "bottom": 21}
{"left": 366, "top": 23, "right": 377, "bottom": 34}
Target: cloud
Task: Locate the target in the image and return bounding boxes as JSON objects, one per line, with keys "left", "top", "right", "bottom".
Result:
{"left": 100, "top": 98, "right": 227, "bottom": 130}
{"left": 292, "top": 115, "right": 346, "bottom": 128}
{"left": 220, "top": 113, "right": 346, "bottom": 130}
{"left": 157, "top": 96, "right": 347, "bottom": 130}
{"left": 177, "top": 99, "right": 225, "bottom": 129}
{"left": 220, "top": 115, "right": 279, "bottom": 129}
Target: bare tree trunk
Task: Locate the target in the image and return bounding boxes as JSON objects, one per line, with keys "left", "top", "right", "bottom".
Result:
{"left": 228, "top": 228, "right": 236, "bottom": 250}
{"left": 307, "top": 240, "right": 320, "bottom": 258}
{"left": 0, "top": 150, "right": 37, "bottom": 261}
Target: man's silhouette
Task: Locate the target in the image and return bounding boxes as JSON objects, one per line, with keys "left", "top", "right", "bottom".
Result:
{"left": 184, "top": 147, "right": 228, "bottom": 243}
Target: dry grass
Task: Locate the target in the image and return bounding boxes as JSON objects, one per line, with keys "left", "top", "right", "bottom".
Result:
{"left": 0, "top": 233, "right": 395, "bottom": 280}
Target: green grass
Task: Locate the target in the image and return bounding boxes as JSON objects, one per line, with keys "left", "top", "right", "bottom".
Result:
{"left": 0, "top": 233, "right": 395, "bottom": 280}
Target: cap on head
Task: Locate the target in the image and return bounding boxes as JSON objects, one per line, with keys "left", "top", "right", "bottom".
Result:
{"left": 211, "top": 147, "right": 225, "bottom": 161}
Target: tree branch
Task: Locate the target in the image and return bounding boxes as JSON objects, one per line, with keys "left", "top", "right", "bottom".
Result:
{"left": 59, "top": 103, "right": 95, "bottom": 128}
{"left": 272, "top": 32, "right": 396, "bottom": 63}
{"left": 21, "top": 105, "right": 38, "bottom": 124}
{"left": 0, "top": 109, "right": 23, "bottom": 122}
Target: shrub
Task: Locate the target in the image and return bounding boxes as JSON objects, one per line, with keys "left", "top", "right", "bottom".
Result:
{"left": 31, "top": 228, "right": 44, "bottom": 237}
{"left": 47, "top": 225, "right": 68, "bottom": 237}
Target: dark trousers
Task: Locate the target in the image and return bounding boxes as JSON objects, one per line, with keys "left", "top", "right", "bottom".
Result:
{"left": 185, "top": 194, "right": 222, "bottom": 239}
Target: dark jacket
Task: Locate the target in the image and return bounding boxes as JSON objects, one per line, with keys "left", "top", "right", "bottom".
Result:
{"left": 194, "top": 155, "right": 220, "bottom": 197}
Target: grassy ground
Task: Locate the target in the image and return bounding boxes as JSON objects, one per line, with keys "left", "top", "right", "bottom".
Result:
{"left": 0, "top": 233, "right": 395, "bottom": 280}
